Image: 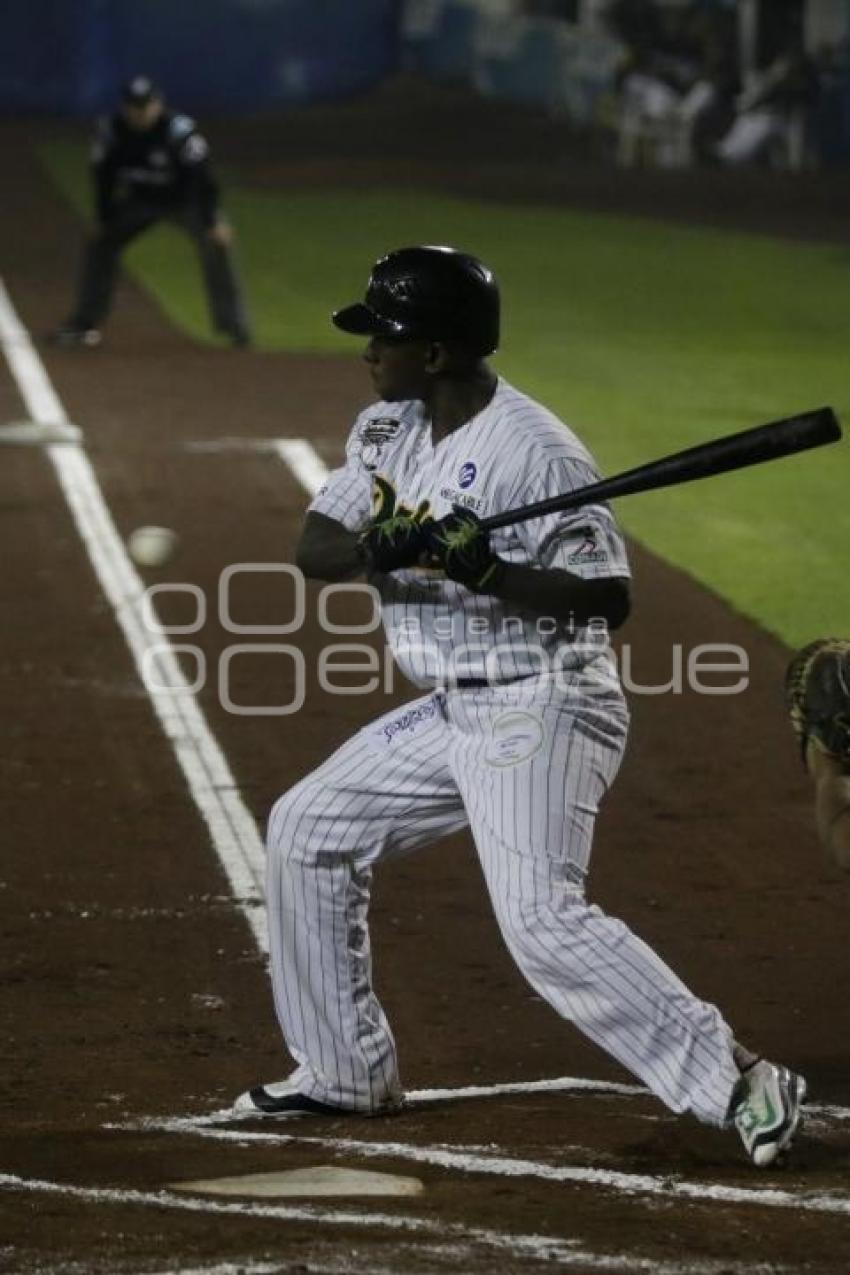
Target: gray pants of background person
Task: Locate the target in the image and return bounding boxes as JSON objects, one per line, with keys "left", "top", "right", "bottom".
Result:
{"left": 70, "top": 201, "right": 251, "bottom": 341}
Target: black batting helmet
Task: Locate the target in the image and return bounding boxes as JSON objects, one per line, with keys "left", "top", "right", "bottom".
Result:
{"left": 332, "top": 245, "right": 500, "bottom": 357}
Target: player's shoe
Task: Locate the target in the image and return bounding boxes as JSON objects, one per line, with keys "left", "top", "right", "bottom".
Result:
{"left": 48, "top": 324, "right": 102, "bottom": 348}
{"left": 215, "top": 322, "right": 252, "bottom": 348}
{"left": 233, "top": 1079, "right": 404, "bottom": 1119}
{"left": 730, "top": 1059, "right": 807, "bottom": 1167}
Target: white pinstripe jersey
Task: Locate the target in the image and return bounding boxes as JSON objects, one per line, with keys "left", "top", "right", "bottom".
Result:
{"left": 310, "top": 377, "right": 630, "bottom": 689}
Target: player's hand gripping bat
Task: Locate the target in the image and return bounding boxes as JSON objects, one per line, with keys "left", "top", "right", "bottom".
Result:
{"left": 479, "top": 407, "right": 842, "bottom": 533}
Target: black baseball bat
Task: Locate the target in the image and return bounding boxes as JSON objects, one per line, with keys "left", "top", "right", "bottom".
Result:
{"left": 480, "top": 406, "right": 841, "bottom": 532}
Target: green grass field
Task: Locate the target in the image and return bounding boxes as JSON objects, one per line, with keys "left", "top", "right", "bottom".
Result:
{"left": 42, "top": 140, "right": 850, "bottom": 647}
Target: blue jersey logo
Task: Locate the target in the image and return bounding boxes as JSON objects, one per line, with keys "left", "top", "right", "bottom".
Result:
{"left": 458, "top": 461, "right": 477, "bottom": 489}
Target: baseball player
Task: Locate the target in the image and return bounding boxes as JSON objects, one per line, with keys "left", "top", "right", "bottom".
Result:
{"left": 786, "top": 639, "right": 850, "bottom": 871}
{"left": 235, "top": 246, "right": 805, "bottom": 1167}
{"left": 51, "top": 76, "right": 251, "bottom": 348}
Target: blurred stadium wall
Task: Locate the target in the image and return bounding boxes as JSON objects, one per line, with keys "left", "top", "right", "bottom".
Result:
{"left": 0, "top": 0, "right": 401, "bottom": 113}
{"left": 2, "top": 0, "right": 848, "bottom": 160}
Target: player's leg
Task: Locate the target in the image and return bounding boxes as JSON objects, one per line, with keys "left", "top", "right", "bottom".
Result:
{"left": 63, "top": 204, "right": 157, "bottom": 333}
{"left": 178, "top": 209, "right": 251, "bottom": 345}
{"left": 448, "top": 681, "right": 741, "bottom": 1128}
{"left": 242, "top": 692, "right": 466, "bottom": 1115}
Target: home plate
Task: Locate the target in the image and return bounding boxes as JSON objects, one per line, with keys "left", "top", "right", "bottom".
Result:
{"left": 170, "top": 1165, "right": 424, "bottom": 1198}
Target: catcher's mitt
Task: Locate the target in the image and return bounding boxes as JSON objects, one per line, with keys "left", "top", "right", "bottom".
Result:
{"left": 785, "top": 638, "right": 850, "bottom": 765}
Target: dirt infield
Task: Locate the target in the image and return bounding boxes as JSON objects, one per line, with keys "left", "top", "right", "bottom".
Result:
{"left": 1, "top": 86, "right": 849, "bottom": 1273}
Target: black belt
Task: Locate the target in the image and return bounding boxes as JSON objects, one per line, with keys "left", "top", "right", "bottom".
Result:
{"left": 452, "top": 675, "right": 541, "bottom": 690}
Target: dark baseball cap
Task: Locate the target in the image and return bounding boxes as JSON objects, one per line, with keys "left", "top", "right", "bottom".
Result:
{"left": 122, "top": 76, "right": 159, "bottom": 106}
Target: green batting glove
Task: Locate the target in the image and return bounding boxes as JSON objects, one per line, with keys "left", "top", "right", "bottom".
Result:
{"left": 427, "top": 507, "right": 506, "bottom": 592}
{"left": 358, "top": 478, "right": 434, "bottom": 573}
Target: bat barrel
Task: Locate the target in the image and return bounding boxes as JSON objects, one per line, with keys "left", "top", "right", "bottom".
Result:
{"left": 481, "top": 406, "right": 841, "bottom": 533}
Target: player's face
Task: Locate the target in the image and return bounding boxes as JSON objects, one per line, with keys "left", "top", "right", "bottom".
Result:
{"left": 122, "top": 98, "right": 163, "bottom": 131}
{"left": 363, "top": 336, "right": 430, "bottom": 401}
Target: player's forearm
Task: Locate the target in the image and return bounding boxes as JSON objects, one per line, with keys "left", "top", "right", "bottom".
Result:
{"left": 295, "top": 512, "right": 364, "bottom": 582}
{"left": 181, "top": 163, "right": 220, "bottom": 228}
{"left": 489, "top": 562, "right": 631, "bottom": 630}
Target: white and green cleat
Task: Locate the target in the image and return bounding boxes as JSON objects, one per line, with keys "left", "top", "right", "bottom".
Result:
{"left": 732, "top": 1059, "right": 807, "bottom": 1167}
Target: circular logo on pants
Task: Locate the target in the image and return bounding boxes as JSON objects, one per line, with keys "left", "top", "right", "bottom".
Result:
{"left": 485, "top": 710, "right": 544, "bottom": 767}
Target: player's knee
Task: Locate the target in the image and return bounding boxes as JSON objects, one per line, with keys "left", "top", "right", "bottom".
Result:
{"left": 497, "top": 892, "right": 590, "bottom": 964}
{"left": 266, "top": 780, "right": 321, "bottom": 863}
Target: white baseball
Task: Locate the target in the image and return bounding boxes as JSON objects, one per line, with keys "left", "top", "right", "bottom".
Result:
{"left": 127, "top": 525, "right": 179, "bottom": 568}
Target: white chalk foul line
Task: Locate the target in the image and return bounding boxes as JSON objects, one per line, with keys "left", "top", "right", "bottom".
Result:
{"left": 0, "top": 1173, "right": 792, "bottom": 1275}
{"left": 141, "top": 1266, "right": 284, "bottom": 1275}
{"left": 109, "top": 1068, "right": 850, "bottom": 1130}
{"left": 129, "top": 1116, "right": 850, "bottom": 1219}
{"left": 117, "top": 1074, "right": 649, "bottom": 1131}
{"left": 143, "top": 1260, "right": 473, "bottom": 1275}
{"left": 408, "top": 1074, "right": 647, "bottom": 1104}
{"left": 182, "top": 435, "right": 331, "bottom": 500}
{"left": 0, "top": 281, "right": 267, "bottom": 952}
{"left": 273, "top": 438, "right": 329, "bottom": 497}
{"left": 406, "top": 1077, "right": 850, "bottom": 1129}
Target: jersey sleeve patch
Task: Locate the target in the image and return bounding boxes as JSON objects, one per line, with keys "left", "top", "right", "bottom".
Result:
{"left": 178, "top": 133, "right": 210, "bottom": 164}
{"left": 168, "top": 114, "right": 197, "bottom": 140}
{"left": 514, "top": 456, "right": 631, "bottom": 579}
{"left": 352, "top": 416, "right": 403, "bottom": 473}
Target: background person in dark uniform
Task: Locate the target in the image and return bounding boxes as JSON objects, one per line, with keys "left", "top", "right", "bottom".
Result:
{"left": 52, "top": 76, "right": 251, "bottom": 347}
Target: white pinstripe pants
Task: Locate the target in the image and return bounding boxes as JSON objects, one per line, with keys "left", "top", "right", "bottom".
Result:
{"left": 266, "top": 678, "right": 740, "bottom": 1125}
